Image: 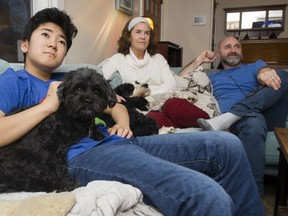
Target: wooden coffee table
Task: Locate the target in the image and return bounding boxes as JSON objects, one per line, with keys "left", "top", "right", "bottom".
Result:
{"left": 274, "top": 127, "right": 288, "bottom": 216}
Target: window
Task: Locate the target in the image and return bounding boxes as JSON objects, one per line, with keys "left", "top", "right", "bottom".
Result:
{"left": 224, "top": 5, "right": 286, "bottom": 38}
{"left": 0, "top": 0, "right": 31, "bottom": 62}
{"left": 0, "top": 0, "right": 63, "bottom": 63}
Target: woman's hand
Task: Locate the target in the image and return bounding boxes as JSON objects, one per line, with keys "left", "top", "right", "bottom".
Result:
{"left": 116, "top": 94, "right": 126, "bottom": 103}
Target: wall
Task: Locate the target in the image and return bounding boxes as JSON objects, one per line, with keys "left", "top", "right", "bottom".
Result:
{"left": 161, "top": 0, "right": 214, "bottom": 67}
{"left": 63, "top": 0, "right": 287, "bottom": 67}
{"left": 64, "top": 0, "right": 133, "bottom": 64}
{"left": 64, "top": 0, "right": 214, "bottom": 67}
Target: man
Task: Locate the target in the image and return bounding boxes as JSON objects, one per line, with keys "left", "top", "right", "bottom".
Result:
{"left": 180, "top": 36, "right": 288, "bottom": 195}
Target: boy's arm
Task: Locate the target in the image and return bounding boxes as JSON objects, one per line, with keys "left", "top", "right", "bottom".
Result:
{"left": 104, "top": 103, "right": 133, "bottom": 138}
{"left": 179, "top": 50, "right": 217, "bottom": 77}
{"left": 0, "top": 81, "right": 61, "bottom": 147}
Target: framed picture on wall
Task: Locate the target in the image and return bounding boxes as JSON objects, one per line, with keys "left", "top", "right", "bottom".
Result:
{"left": 115, "top": 0, "right": 133, "bottom": 15}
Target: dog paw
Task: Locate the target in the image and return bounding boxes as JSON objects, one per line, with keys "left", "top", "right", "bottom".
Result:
{"left": 158, "top": 126, "right": 176, "bottom": 134}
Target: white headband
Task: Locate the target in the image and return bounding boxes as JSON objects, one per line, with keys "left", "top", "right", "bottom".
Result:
{"left": 128, "top": 17, "right": 150, "bottom": 31}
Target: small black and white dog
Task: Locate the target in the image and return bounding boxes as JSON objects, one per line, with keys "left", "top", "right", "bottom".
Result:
{"left": 0, "top": 68, "right": 117, "bottom": 193}
{"left": 100, "top": 82, "right": 160, "bottom": 137}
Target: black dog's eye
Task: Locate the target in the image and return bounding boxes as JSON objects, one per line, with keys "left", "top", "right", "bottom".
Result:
{"left": 77, "top": 87, "right": 83, "bottom": 92}
{"left": 92, "top": 87, "right": 102, "bottom": 95}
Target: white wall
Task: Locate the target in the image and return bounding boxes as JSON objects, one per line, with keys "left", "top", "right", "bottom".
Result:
{"left": 58, "top": 0, "right": 287, "bottom": 67}
{"left": 161, "top": 0, "right": 214, "bottom": 67}
{"left": 63, "top": 0, "right": 214, "bottom": 67}
{"left": 64, "top": 0, "right": 133, "bottom": 64}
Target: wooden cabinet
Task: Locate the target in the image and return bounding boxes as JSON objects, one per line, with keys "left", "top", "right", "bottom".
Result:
{"left": 241, "top": 39, "right": 288, "bottom": 70}
{"left": 157, "top": 41, "right": 183, "bottom": 67}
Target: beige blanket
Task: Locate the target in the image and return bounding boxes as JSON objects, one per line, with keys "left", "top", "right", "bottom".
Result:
{"left": 147, "top": 66, "right": 220, "bottom": 118}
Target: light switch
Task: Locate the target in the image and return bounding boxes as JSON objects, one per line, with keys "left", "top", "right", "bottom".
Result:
{"left": 193, "top": 16, "right": 206, "bottom": 25}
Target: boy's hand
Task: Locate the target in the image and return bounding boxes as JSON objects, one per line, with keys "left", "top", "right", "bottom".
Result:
{"left": 108, "top": 124, "right": 133, "bottom": 138}
{"left": 42, "top": 81, "right": 62, "bottom": 113}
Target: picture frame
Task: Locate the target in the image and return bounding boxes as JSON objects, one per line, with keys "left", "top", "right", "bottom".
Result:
{"left": 133, "top": 0, "right": 143, "bottom": 17}
{"left": 115, "top": 0, "right": 134, "bottom": 15}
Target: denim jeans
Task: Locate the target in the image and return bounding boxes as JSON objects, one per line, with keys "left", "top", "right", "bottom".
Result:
{"left": 230, "top": 70, "right": 288, "bottom": 195}
{"left": 68, "top": 131, "right": 264, "bottom": 216}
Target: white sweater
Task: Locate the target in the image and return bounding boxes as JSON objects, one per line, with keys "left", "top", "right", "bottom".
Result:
{"left": 99, "top": 50, "right": 176, "bottom": 95}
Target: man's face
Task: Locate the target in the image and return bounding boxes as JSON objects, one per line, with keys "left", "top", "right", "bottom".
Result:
{"left": 218, "top": 36, "right": 243, "bottom": 68}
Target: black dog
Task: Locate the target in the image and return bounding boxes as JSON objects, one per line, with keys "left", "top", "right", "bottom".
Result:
{"left": 100, "top": 82, "right": 159, "bottom": 137}
{"left": 0, "top": 68, "right": 116, "bottom": 193}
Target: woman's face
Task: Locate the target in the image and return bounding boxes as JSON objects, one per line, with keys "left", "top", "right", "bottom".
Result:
{"left": 129, "top": 22, "right": 150, "bottom": 54}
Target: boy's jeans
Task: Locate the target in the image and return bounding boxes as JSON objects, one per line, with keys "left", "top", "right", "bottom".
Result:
{"left": 68, "top": 131, "right": 264, "bottom": 216}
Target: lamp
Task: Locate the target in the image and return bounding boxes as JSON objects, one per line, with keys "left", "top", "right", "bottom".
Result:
{"left": 145, "top": 17, "right": 154, "bottom": 30}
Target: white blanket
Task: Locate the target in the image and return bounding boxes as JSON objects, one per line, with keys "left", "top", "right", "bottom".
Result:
{"left": 0, "top": 180, "right": 163, "bottom": 216}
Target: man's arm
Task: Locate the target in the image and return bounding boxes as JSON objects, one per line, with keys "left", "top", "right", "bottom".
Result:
{"left": 179, "top": 50, "right": 217, "bottom": 77}
{"left": 104, "top": 103, "right": 133, "bottom": 138}
{"left": 0, "top": 81, "right": 61, "bottom": 147}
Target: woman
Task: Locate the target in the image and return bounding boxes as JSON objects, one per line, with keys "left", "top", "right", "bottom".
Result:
{"left": 99, "top": 17, "right": 210, "bottom": 128}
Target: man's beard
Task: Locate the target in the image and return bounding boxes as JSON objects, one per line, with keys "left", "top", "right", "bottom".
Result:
{"left": 221, "top": 53, "right": 243, "bottom": 67}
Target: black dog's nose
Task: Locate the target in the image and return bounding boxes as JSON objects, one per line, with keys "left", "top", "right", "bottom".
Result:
{"left": 143, "top": 84, "right": 149, "bottom": 88}
{"left": 85, "top": 98, "right": 92, "bottom": 104}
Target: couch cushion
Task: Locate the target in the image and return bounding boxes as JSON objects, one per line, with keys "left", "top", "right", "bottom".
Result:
{"left": 0, "top": 58, "right": 103, "bottom": 76}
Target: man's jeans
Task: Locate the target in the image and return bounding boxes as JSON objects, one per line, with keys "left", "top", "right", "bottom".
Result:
{"left": 230, "top": 70, "right": 288, "bottom": 195}
{"left": 68, "top": 131, "right": 264, "bottom": 216}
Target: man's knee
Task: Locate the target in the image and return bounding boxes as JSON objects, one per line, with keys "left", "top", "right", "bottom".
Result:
{"left": 231, "top": 114, "right": 267, "bottom": 136}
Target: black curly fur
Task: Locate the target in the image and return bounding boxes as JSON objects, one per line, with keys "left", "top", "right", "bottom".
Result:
{"left": 100, "top": 83, "right": 159, "bottom": 137}
{"left": 0, "top": 68, "right": 117, "bottom": 193}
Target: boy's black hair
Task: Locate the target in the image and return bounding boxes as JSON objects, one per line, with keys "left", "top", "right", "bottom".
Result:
{"left": 22, "top": 7, "right": 78, "bottom": 53}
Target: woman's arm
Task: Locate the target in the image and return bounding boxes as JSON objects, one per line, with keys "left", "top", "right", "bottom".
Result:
{"left": 0, "top": 81, "right": 61, "bottom": 147}
{"left": 147, "top": 54, "right": 176, "bottom": 94}
{"left": 104, "top": 103, "right": 133, "bottom": 138}
{"left": 179, "top": 50, "right": 217, "bottom": 77}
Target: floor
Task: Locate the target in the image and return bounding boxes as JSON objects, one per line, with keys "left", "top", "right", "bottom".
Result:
{"left": 263, "top": 176, "right": 288, "bottom": 216}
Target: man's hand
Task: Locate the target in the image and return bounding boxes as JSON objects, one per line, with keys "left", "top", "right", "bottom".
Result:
{"left": 179, "top": 50, "right": 217, "bottom": 77}
{"left": 197, "top": 50, "right": 218, "bottom": 64}
{"left": 257, "top": 67, "right": 281, "bottom": 90}
{"left": 108, "top": 124, "right": 133, "bottom": 138}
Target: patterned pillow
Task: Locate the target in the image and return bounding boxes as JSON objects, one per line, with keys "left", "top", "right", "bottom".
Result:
{"left": 174, "top": 67, "right": 220, "bottom": 118}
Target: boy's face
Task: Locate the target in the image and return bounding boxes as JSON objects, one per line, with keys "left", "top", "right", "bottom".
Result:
{"left": 21, "top": 22, "right": 67, "bottom": 73}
